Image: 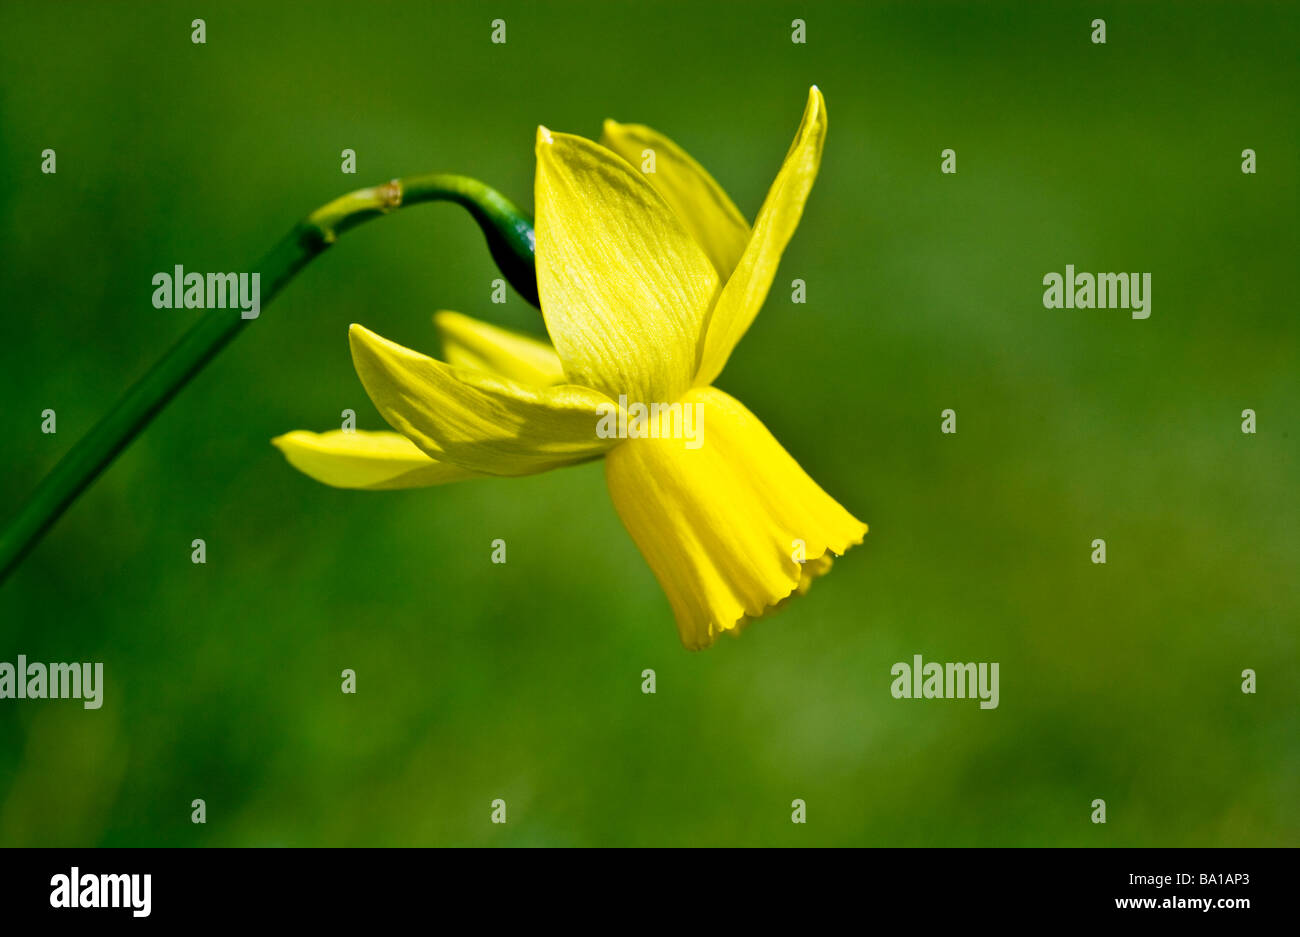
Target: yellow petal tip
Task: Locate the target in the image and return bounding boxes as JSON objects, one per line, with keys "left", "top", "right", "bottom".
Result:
{"left": 536, "top": 125, "right": 554, "bottom": 146}
{"left": 347, "top": 322, "right": 380, "bottom": 348}
{"left": 347, "top": 323, "right": 389, "bottom": 371}
{"left": 271, "top": 429, "right": 318, "bottom": 452}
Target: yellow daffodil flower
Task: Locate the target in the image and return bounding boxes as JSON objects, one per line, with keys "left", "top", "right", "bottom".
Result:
{"left": 273, "top": 86, "right": 867, "bottom": 649}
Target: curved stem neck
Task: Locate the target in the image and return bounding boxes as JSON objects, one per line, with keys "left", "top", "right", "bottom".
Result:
{"left": 0, "top": 174, "right": 536, "bottom": 585}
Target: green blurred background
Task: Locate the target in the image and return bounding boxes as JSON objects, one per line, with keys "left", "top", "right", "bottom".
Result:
{"left": 1, "top": 0, "right": 1296, "bottom": 846}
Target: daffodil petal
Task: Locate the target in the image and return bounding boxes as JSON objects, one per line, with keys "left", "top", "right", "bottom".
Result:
{"left": 433, "top": 310, "right": 565, "bottom": 386}
{"left": 604, "top": 385, "right": 866, "bottom": 649}
{"left": 349, "top": 323, "right": 616, "bottom": 476}
{"left": 599, "top": 119, "right": 750, "bottom": 279}
{"left": 272, "top": 429, "right": 480, "bottom": 490}
{"left": 696, "top": 86, "right": 827, "bottom": 387}
{"left": 534, "top": 127, "right": 719, "bottom": 404}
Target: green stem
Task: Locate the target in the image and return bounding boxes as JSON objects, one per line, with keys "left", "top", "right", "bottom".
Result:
{"left": 0, "top": 173, "right": 537, "bottom": 585}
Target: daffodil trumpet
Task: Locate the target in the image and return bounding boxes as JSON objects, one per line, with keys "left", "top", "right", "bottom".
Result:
{"left": 276, "top": 87, "right": 869, "bottom": 649}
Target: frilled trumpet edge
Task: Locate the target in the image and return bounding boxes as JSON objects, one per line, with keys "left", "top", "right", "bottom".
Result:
{"left": 604, "top": 386, "right": 867, "bottom": 649}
